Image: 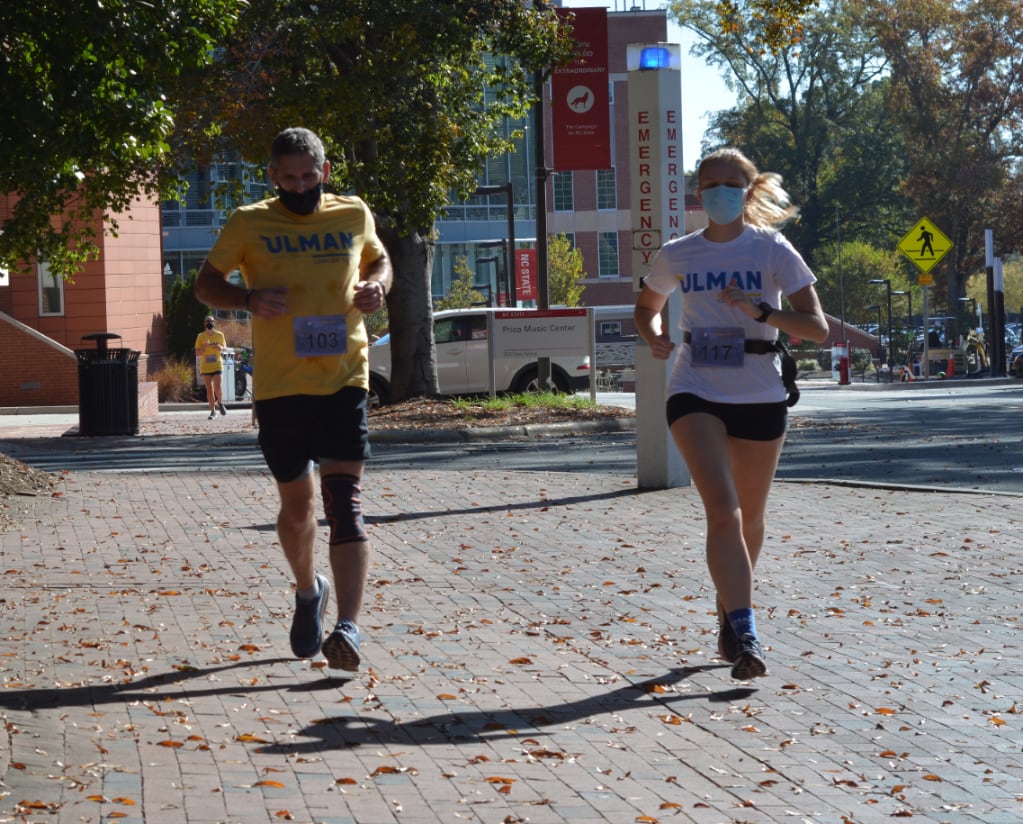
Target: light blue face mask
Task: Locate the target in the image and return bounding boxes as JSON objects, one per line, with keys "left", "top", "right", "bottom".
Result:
{"left": 701, "top": 185, "right": 747, "bottom": 225}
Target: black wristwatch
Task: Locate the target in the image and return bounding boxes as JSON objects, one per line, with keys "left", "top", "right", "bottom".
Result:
{"left": 754, "top": 301, "right": 773, "bottom": 323}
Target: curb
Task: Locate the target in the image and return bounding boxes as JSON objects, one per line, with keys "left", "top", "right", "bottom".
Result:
{"left": 370, "top": 416, "right": 636, "bottom": 443}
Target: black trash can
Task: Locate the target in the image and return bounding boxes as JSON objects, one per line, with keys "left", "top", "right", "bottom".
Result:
{"left": 75, "top": 333, "right": 140, "bottom": 436}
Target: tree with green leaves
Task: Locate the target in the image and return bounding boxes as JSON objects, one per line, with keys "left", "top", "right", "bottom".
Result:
{"left": 165, "top": 270, "right": 212, "bottom": 360}
{"left": 547, "top": 234, "right": 585, "bottom": 307}
{"left": 717, "top": 0, "right": 823, "bottom": 52}
{"left": 0, "top": 1, "right": 246, "bottom": 276}
{"left": 812, "top": 239, "right": 908, "bottom": 325}
{"left": 434, "top": 257, "right": 486, "bottom": 311}
{"left": 864, "top": 0, "right": 1023, "bottom": 306}
{"left": 671, "top": 0, "right": 913, "bottom": 268}
{"left": 967, "top": 256, "right": 1023, "bottom": 326}
{"left": 171, "top": 0, "right": 574, "bottom": 402}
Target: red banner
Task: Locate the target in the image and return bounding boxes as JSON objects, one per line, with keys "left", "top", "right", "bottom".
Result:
{"left": 516, "top": 249, "right": 537, "bottom": 302}
{"left": 552, "top": 7, "right": 611, "bottom": 171}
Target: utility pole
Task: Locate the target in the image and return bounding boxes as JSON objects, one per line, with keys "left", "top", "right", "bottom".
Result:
{"left": 533, "top": 20, "right": 552, "bottom": 389}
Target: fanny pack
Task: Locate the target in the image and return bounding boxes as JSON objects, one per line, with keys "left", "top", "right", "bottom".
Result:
{"left": 683, "top": 331, "right": 800, "bottom": 408}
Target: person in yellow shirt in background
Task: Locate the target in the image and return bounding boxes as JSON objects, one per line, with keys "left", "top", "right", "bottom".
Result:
{"left": 194, "top": 127, "right": 392, "bottom": 675}
{"left": 194, "top": 315, "right": 228, "bottom": 420}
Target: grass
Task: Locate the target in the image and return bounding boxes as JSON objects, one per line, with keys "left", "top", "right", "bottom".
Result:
{"left": 450, "top": 391, "right": 601, "bottom": 413}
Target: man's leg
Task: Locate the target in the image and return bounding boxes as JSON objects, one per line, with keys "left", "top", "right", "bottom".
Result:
{"left": 319, "top": 460, "right": 369, "bottom": 671}
{"left": 277, "top": 468, "right": 331, "bottom": 658}
{"left": 277, "top": 469, "right": 318, "bottom": 591}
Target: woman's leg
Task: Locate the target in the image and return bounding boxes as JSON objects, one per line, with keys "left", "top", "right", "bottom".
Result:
{"left": 728, "top": 434, "right": 785, "bottom": 575}
{"left": 202, "top": 374, "right": 216, "bottom": 415}
{"left": 671, "top": 414, "right": 782, "bottom": 678}
{"left": 211, "top": 373, "right": 224, "bottom": 411}
{"left": 669, "top": 413, "right": 750, "bottom": 613}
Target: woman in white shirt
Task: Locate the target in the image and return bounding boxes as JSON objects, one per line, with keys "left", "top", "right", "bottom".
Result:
{"left": 634, "top": 147, "right": 829, "bottom": 680}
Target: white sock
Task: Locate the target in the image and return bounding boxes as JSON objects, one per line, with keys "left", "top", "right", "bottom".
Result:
{"left": 297, "top": 578, "right": 320, "bottom": 602}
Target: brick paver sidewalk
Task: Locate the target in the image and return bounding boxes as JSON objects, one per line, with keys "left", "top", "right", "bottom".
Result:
{"left": 1, "top": 435, "right": 1021, "bottom": 822}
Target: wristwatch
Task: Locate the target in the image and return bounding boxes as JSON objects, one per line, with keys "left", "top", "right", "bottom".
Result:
{"left": 754, "top": 301, "right": 774, "bottom": 323}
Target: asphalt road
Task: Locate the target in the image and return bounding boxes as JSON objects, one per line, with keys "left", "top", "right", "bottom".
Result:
{"left": 3, "top": 381, "right": 1023, "bottom": 493}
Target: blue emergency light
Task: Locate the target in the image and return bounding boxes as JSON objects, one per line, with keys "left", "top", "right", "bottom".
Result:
{"left": 639, "top": 46, "right": 672, "bottom": 70}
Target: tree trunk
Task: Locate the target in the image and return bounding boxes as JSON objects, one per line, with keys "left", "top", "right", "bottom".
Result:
{"left": 377, "top": 225, "right": 438, "bottom": 401}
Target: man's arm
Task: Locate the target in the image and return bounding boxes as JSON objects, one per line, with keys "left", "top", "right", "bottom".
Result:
{"left": 352, "top": 253, "right": 392, "bottom": 315}
{"left": 194, "top": 260, "right": 287, "bottom": 319}
{"left": 195, "top": 261, "right": 247, "bottom": 311}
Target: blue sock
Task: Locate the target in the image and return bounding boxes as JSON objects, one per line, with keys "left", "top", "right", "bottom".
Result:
{"left": 727, "top": 608, "right": 757, "bottom": 639}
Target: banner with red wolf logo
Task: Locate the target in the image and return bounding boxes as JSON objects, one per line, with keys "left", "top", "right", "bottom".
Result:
{"left": 551, "top": 7, "right": 611, "bottom": 171}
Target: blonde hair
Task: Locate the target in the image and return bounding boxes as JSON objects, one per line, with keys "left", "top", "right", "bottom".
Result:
{"left": 697, "top": 147, "right": 799, "bottom": 229}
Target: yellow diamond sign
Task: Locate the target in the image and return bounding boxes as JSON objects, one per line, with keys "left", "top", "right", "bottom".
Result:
{"left": 898, "top": 217, "right": 952, "bottom": 275}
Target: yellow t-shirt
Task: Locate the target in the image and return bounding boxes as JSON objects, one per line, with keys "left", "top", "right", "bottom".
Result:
{"left": 205, "top": 194, "right": 386, "bottom": 401}
{"left": 194, "top": 329, "right": 227, "bottom": 375}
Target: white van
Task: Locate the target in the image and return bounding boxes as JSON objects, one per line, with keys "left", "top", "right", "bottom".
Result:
{"left": 368, "top": 308, "right": 591, "bottom": 406}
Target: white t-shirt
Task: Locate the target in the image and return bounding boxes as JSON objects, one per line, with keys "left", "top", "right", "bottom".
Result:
{"left": 643, "top": 225, "right": 816, "bottom": 404}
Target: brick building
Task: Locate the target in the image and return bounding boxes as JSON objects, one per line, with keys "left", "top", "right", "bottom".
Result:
{"left": 0, "top": 194, "right": 164, "bottom": 411}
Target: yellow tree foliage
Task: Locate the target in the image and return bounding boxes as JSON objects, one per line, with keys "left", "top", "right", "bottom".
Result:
{"left": 547, "top": 234, "right": 585, "bottom": 308}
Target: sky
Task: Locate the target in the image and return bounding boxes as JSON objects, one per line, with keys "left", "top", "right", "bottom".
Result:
{"left": 555, "top": 0, "right": 736, "bottom": 169}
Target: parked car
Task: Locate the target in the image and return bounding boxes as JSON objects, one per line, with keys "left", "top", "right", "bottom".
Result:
{"left": 1009, "top": 342, "right": 1023, "bottom": 378}
{"left": 368, "top": 308, "right": 592, "bottom": 406}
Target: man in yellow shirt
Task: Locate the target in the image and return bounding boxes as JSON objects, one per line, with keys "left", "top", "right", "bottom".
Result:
{"left": 195, "top": 128, "right": 392, "bottom": 674}
{"left": 194, "top": 315, "right": 228, "bottom": 420}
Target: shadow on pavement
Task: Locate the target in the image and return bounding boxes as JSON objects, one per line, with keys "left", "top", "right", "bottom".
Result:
{"left": 257, "top": 667, "right": 757, "bottom": 753}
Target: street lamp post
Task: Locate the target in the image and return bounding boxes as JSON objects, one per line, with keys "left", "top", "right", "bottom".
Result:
{"left": 958, "top": 297, "right": 979, "bottom": 332}
{"left": 893, "top": 289, "right": 912, "bottom": 374}
{"left": 474, "top": 184, "right": 515, "bottom": 305}
{"left": 869, "top": 278, "right": 893, "bottom": 381}
{"left": 476, "top": 256, "right": 499, "bottom": 307}
{"left": 867, "top": 304, "right": 883, "bottom": 382}
{"left": 478, "top": 240, "right": 508, "bottom": 306}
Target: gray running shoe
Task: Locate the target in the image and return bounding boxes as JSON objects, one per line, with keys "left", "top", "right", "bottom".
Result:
{"left": 322, "top": 620, "right": 361, "bottom": 671}
{"left": 730, "top": 633, "right": 768, "bottom": 680}
{"left": 718, "top": 615, "right": 739, "bottom": 663}
{"left": 289, "top": 574, "right": 331, "bottom": 659}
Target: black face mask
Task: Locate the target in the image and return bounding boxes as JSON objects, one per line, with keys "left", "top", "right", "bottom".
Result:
{"left": 277, "top": 183, "right": 322, "bottom": 215}
{"left": 205, "top": 322, "right": 214, "bottom": 330}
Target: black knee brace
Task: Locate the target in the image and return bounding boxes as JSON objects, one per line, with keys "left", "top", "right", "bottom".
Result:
{"left": 321, "top": 473, "right": 368, "bottom": 545}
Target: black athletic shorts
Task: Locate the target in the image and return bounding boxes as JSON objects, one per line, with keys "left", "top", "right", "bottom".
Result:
{"left": 666, "top": 392, "right": 787, "bottom": 441}
{"left": 255, "top": 386, "right": 371, "bottom": 482}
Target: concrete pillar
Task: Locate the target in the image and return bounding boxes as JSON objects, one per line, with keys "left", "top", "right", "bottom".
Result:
{"left": 628, "top": 42, "right": 690, "bottom": 489}
{"left": 635, "top": 290, "right": 689, "bottom": 489}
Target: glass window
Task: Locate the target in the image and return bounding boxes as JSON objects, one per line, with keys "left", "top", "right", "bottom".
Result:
{"left": 434, "top": 318, "right": 459, "bottom": 344}
{"left": 38, "top": 260, "right": 64, "bottom": 316}
{"left": 600, "top": 321, "right": 623, "bottom": 338}
{"left": 553, "top": 171, "right": 574, "bottom": 212}
{"left": 597, "top": 168, "right": 617, "bottom": 210}
{"left": 598, "top": 232, "right": 619, "bottom": 278}
{"left": 469, "top": 315, "right": 488, "bottom": 340}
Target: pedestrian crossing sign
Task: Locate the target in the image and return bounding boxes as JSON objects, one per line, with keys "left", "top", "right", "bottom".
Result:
{"left": 898, "top": 217, "right": 952, "bottom": 275}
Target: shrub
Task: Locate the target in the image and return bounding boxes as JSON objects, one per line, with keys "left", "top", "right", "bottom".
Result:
{"left": 796, "top": 358, "right": 821, "bottom": 372}
{"left": 155, "top": 356, "right": 200, "bottom": 402}
{"left": 851, "top": 348, "right": 874, "bottom": 373}
{"left": 217, "top": 317, "right": 252, "bottom": 350}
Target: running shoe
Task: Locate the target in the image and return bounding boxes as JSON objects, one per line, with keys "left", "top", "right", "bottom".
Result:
{"left": 289, "top": 574, "right": 331, "bottom": 659}
{"left": 731, "top": 633, "right": 768, "bottom": 680}
{"left": 717, "top": 612, "right": 739, "bottom": 663}
{"left": 322, "top": 620, "right": 361, "bottom": 671}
